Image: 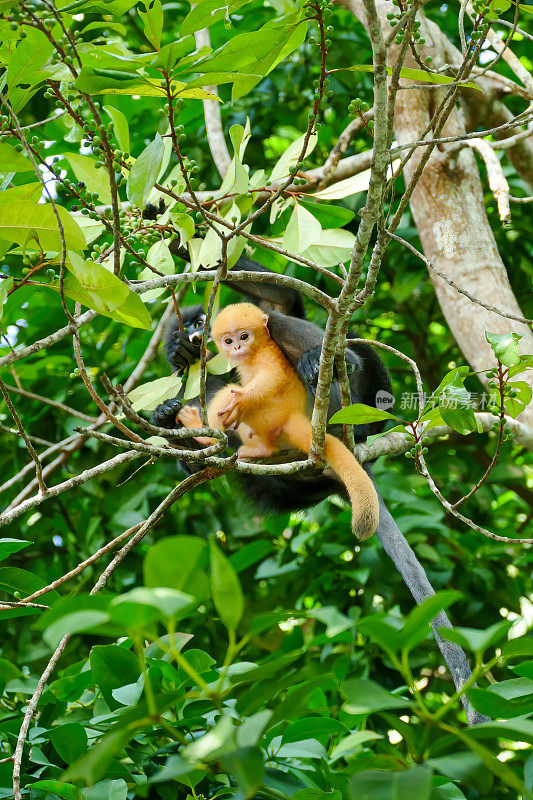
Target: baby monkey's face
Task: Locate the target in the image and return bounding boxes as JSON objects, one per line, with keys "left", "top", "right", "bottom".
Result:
{"left": 219, "top": 328, "right": 255, "bottom": 361}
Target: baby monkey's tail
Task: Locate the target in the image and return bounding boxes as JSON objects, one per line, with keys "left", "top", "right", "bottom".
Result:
{"left": 284, "top": 416, "right": 379, "bottom": 540}
{"left": 324, "top": 433, "right": 379, "bottom": 540}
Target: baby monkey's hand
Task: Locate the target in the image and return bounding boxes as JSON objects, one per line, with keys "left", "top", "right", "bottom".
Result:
{"left": 218, "top": 388, "right": 244, "bottom": 427}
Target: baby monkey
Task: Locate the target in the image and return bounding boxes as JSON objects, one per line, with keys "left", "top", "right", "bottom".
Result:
{"left": 178, "top": 303, "right": 379, "bottom": 540}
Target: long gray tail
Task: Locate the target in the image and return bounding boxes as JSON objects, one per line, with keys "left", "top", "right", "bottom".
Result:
{"left": 366, "top": 464, "right": 488, "bottom": 726}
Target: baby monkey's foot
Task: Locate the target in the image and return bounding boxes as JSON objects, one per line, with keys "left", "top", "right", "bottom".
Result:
{"left": 178, "top": 405, "right": 213, "bottom": 445}
{"left": 237, "top": 441, "right": 275, "bottom": 459}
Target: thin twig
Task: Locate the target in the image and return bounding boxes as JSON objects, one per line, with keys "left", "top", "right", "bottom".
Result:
{"left": 0, "top": 450, "right": 141, "bottom": 529}
{"left": 0, "top": 378, "right": 46, "bottom": 494}
{"left": 385, "top": 230, "right": 533, "bottom": 325}
{"left": 2, "top": 383, "right": 97, "bottom": 423}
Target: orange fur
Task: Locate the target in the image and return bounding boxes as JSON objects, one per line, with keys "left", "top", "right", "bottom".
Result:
{"left": 183, "top": 303, "right": 379, "bottom": 540}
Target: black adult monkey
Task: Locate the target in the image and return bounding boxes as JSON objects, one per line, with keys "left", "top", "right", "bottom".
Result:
{"left": 152, "top": 257, "right": 392, "bottom": 511}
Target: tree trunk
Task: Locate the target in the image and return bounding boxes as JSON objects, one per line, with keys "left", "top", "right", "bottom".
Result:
{"left": 340, "top": 0, "right": 533, "bottom": 428}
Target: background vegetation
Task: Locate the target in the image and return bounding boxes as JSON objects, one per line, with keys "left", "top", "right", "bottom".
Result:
{"left": 1, "top": 0, "right": 533, "bottom": 798}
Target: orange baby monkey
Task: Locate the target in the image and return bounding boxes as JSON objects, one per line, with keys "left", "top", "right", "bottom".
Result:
{"left": 178, "top": 303, "right": 379, "bottom": 540}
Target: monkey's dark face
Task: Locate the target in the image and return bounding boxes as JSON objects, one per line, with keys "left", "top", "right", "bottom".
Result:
{"left": 186, "top": 312, "right": 207, "bottom": 344}
{"left": 219, "top": 328, "right": 255, "bottom": 362}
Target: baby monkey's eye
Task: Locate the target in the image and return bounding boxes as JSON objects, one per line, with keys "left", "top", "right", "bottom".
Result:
{"left": 240, "top": 333, "right": 249, "bottom": 341}
{"left": 224, "top": 338, "right": 232, "bottom": 345}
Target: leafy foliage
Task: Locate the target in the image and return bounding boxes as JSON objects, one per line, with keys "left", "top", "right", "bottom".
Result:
{"left": 0, "top": 0, "right": 532, "bottom": 799}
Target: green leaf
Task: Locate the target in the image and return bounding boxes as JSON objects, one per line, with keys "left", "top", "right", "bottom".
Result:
{"left": 30, "top": 782, "right": 84, "bottom": 800}
{"left": 311, "top": 162, "right": 399, "bottom": 200}
{"left": 144, "top": 535, "right": 210, "bottom": 601}
{"left": 502, "top": 637, "right": 533, "bottom": 659}
{"left": 504, "top": 380, "right": 533, "bottom": 418}
{"left": 127, "top": 373, "right": 182, "bottom": 412}
{"left": 329, "top": 730, "right": 383, "bottom": 762}
{"left": 148, "top": 755, "right": 197, "bottom": 784}
{"left": 437, "top": 369, "right": 477, "bottom": 434}
{"left": 448, "top": 727, "right": 528, "bottom": 793}
{"left": 308, "top": 605, "right": 355, "bottom": 637}
{"left": 103, "top": 105, "right": 130, "bottom": 153}
{"left": 400, "top": 590, "right": 462, "bottom": 653}
{"left": 48, "top": 252, "right": 152, "bottom": 330}
{"left": 344, "top": 64, "right": 482, "bottom": 92}
{"left": 292, "top": 793, "right": 342, "bottom": 800}
{"left": 487, "top": 0, "right": 512, "bottom": 16}
{"left": 109, "top": 586, "right": 196, "bottom": 627}
{"left": 0, "top": 182, "right": 42, "bottom": 206}
{"left": 1, "top": 275, "right": 14, "bottom": 319}
{"left": 180, "top": 0, "right": 253, "bottom": 35}
{"left": 300, "top": 227, "right": 358, "bottom": 266}
{"left": 127, "top": 132, "right": 165, "bottom": 208}
{"left": 177, "top": 648, "right": 216, "bottom": 680}
{"left": 438, "top": 619, "right": 513, "bottom": 654}
{"left": 83, "top": 779, "right": 128, "bottom": 800}
{"left": 0, "top": 202, "right": 86, "bottom": 252}
{"left": 0, "top": 566, "right": 59, "bottom": 604}
{"left": 341, "top": 678, "right": 411, "bottom": 714}
{"left": 209, "top": 538, "right": 244, "bottom": 631}
{"left": 70, "top": 212, "right": 106, "bottom": 245}
{"left": 170, "top": 211, "right": 195, "bottom": 245}
{"left": 299, "top": 199, "right": 355, "bottom": 228}
{"left": 270, "top": 131, "right": 318, "bottom": 183}
{"left": 152, "top": 36, "right": 196, "bottom": 71}
{"left": 66, "top": 153, "right": 112, "bottom": 205}
{"left": 206, "top": 352, "right": 233, "bottom": 376}
{"left": 0, "top": 657, "right": 22, "bottom": 684}
{"left": 90, "top": 644, "right": 141, "bottom": 709}
{"left": 0, "top": 538, "right": 30, "bottom": 562}
{"left": 218, "top": 122, "right": 250, "bottom": 196}
{"left": 357, "top": 615, "right": 403, "bottom": 654}
{"left": 469, "top": 717, "right": 533, "bottom": 746}
{"left": 329, "top": 403, "right": 401, "bottom": 425}
{"left": 138, "top": 0, "right": 163, "bottom": 49}
{"left": 186, "top": 15, "right": 305, "bottom": 102}
{"left": 6, "top": 27, "right": 53, "bottom": 112}
{"left": 439, "top": 403, "right": 476, "bottom": 435}
{"left": 467, "top": 678, "right": 533, "bottom": 718}
{"left": 110, "top": 283, "right": 152, "bottom": 329}
{"left": 274, "top": 737, "right": 327, "bottom": 759}
{"left": 0, "top": 142, "right": 32, "bottom": 172}
{"left": 220, "top": 747, "right": 264, "bottom": 799}
{"left": 282, "top": 202, "right": 322, "bottom": 254}
{"left": 281, "top": 717, "right": 347, "bottom": 745}
{"left": 63, "top": 722, "right": 138, "bottom": 785}
{"left": 182, "top": 715, "right": 234, "bottom": 760}
{"left": 349, "top": 767, "right": 433, "bottom": 800}
{"left": 427, "top": 752, "right": 490, "bottom": 796}
{"left": 486, "top": 331, "right": 522, "bottom": 367}
{"left": 139, "top": 239, "right": 175, "bottom": 301}
{"left": 48, "top": 723, "right": 88, "bottom": 764}
{"left": 145, "top": 632, "right": 193, "bottom": 660}
{"left": 45, "top": 609, "right": 111, "bottom": 648}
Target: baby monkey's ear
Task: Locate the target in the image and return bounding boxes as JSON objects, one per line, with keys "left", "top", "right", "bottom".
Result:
{"left": 262, "top": 313, "right": 269, "bottom": 330}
